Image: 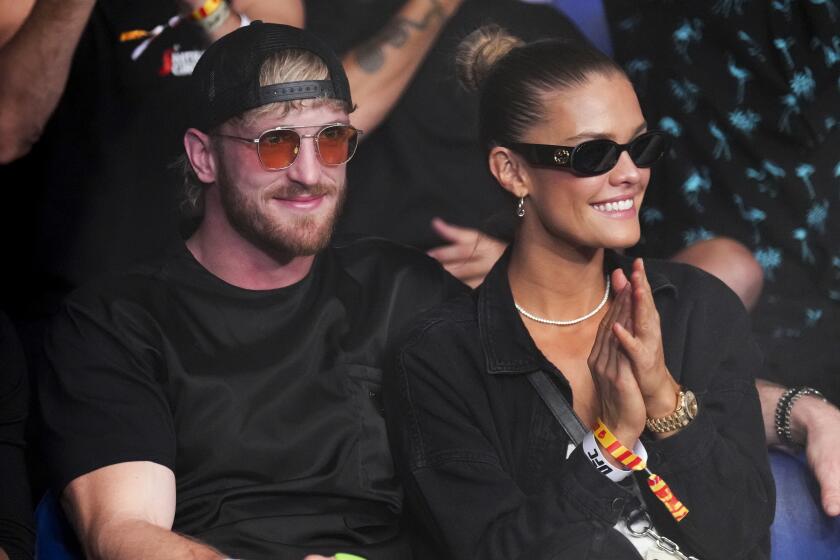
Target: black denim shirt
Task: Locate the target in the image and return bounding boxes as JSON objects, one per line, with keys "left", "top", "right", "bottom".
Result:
{"left": 385, "top": 250, "right": 774, "bottom": 560}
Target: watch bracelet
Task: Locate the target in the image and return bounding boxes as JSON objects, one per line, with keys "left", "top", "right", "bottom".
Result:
{"left": 645, "top": 391, "right": 690, "bottom": 433}
{"left": 645, "top": 412, "right": 690, "bottom": 433}
{"left": 774, "top": 386, "right": 825, "bottom": 446}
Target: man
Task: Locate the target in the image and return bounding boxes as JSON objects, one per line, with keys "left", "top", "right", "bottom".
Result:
{"left": 0, "top": 1, "right": 303, "bottom": 324}
{"left": 38, "top": 22, "right": 463, "bottom": 560}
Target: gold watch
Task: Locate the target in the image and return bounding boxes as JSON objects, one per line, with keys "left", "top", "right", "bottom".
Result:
{"left": 645, "top": 389, "right": 698, "bottom": 433}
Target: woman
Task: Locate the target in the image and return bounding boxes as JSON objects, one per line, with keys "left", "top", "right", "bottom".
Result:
{"left": 384, "top": 26, "right": 774, "bottom": 560}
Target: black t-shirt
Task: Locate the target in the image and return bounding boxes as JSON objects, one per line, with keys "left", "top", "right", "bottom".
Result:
{"left": 0, "top": 1, "right": 207, "bottom": 320}
{"left": 39, "top": 239, "right": 465, "bottom": 559}
{"left": 306, "top": 0, "right": 584, "bottom": 249}
{"left": 605, "top": 1, "right": 840, "bottom": 402}
{"left": 0, "top": 312, "right": 34, "bottom": 559}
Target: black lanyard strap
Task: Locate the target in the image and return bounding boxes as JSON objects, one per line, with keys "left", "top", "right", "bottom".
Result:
{"left": 527, "top": 370, "right": 588, "bottom": 445}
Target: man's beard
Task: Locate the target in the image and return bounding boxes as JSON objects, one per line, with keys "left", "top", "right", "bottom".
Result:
{"left": 216, "top": 160, "right": 346, "bottom": 259}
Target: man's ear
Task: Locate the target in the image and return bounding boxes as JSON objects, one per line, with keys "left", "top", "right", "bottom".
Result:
{"left": 183, "top": 128, "right": 217, "bottom": 184}
{"left": 489, "top": 147, "right": 529, "bottom": 199}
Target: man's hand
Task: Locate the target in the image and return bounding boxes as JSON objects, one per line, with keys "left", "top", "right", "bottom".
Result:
{"left": 427, "top": 218, "right": 507, "bottom": 288}
{"left": 758, "top": 379, "right": 840, "bottom": 516}
{"left": 798, "top": 397, "right": 840, "bottom": 516}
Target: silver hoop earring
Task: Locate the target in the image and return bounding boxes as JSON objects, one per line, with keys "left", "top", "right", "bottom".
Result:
{"left": 516, "top": 196, "right": 526, "bottom": 218}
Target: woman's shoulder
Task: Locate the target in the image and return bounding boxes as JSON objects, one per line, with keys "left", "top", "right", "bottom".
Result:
{"left": 398, "top": 291, "right": 480, "bottom": 352}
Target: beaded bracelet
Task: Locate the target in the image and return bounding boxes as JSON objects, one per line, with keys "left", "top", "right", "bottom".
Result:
{"left": 774, "top": 386, "right": 826, "bottom": 446}
{"left": 594, "top": 419, "right": 689, "bottom": 522}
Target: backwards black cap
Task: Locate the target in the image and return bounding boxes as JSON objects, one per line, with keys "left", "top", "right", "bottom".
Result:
{"left": 190, "top": 21, "right": 352, "bottom": 131}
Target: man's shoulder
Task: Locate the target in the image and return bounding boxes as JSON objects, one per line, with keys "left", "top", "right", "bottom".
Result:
{"left": 330, "top": 236, "right": 455, "bottom": 281}
{"left": 62, "top": 253, "right": 182, "bottom": 314}
{"left": 328, "top": 236, "right": 470, "bottom": 337}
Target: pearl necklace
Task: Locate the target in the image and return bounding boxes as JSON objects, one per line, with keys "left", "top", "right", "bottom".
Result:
{"left": 515, "top": 276, "right": 611, "bottom": 326}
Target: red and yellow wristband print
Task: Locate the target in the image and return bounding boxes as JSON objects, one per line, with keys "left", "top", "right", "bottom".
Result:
{"left": 191, "top": 0, "right": 225, "bottom": 20}
{"left": 118, "top": 0, "right": 225, "bottom": 48}
{"left": 594, "top": 419, "right": 689, "bottom": 522}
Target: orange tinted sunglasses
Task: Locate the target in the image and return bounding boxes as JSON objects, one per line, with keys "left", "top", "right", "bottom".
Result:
{"left": 214, "top": 123, "right": 362, "bottom": 170}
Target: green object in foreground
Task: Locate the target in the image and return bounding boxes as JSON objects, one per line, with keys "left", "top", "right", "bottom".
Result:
{"left": 334, "top": 554, "right": 367, "bottom": 560}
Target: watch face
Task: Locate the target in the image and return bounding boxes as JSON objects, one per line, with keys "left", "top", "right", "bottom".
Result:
{"left": 685, "top": 390, "right": 698, "bottom": 418}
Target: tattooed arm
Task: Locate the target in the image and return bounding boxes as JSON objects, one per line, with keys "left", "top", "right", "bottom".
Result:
{"left": 343, "top": 0, "right": 464, "bottom": 135}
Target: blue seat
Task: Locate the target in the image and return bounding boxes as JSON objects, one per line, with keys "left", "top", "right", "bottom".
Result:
{"left": 34, "top": 490, "right": 83, "bottom": 560}
{"left": 552, "top": 0, "right": 613, "bottom": 55}
{"left": 770, "top": 448, "right": 840, "bottom": 559}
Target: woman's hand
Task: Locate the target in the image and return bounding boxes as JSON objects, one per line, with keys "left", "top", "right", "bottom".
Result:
{"left": 588, "top": 274, "right": 647, "bottom": 447}
{"left": 612, "top": 259, "right": 680, "bottom": 421}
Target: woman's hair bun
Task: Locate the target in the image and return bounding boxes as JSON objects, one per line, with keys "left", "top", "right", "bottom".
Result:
{"left": 456, "top": 25, "right": 525, "bottom": 93}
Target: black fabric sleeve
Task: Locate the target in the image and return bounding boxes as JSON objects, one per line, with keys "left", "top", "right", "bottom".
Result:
{"left": 639, "top": 276, "right": 774, "bottom": 559}
{"left": 387, "top": 320, "right": 639, "bottom": 560}
{"left": 0, "top": 313, "right": 35, "bottom": 560}
{"left": 38, "top": 292, "right": 176, "bottom": 492}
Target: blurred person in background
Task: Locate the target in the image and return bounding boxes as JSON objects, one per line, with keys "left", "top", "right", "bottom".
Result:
{"left": 603, "top": 0, "right": 840, "bottom": 555}
{"left": 305, "top": 0, "right": 583, "bottom": 287}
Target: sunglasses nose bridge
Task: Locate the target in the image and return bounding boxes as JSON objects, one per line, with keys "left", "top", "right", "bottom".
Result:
{"left": 282, "top": 137, "right": 324, "bottom": 185}
{"left": 287, "top": 132, "right": 320, "bottom": 168}
{"left": 605, "top": 137, "right": 652, "bottom": 172}
{"left": 291, "top": 134, "right": 321, "bottom": 164}
{"left": 608, "top": 146, "right": 645, "bottom": 182}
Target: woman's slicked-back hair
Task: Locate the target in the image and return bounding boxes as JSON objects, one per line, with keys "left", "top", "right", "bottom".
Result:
{"left": 456, "top": 25, "right": 624, "bottom": 150}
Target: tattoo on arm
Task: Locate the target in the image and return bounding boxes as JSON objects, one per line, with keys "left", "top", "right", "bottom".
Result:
{"left": 355, "top": 0, "right": 445, "bottom": 73}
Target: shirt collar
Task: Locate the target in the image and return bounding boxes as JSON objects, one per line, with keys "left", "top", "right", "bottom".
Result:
{"left": 477, "top": 248, "right": 677, "bottom": 376}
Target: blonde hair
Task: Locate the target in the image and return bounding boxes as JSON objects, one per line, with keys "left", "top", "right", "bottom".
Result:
{"left": 179, "top": 49, "right": 352, "bottom": 218}
{"left": 233, "top": 49, "right": 350, "bottom": 126}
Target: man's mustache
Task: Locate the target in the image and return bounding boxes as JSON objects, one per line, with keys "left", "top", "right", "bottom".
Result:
{"left": 266, "top": 183, "right": 337, "bottom": 199}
